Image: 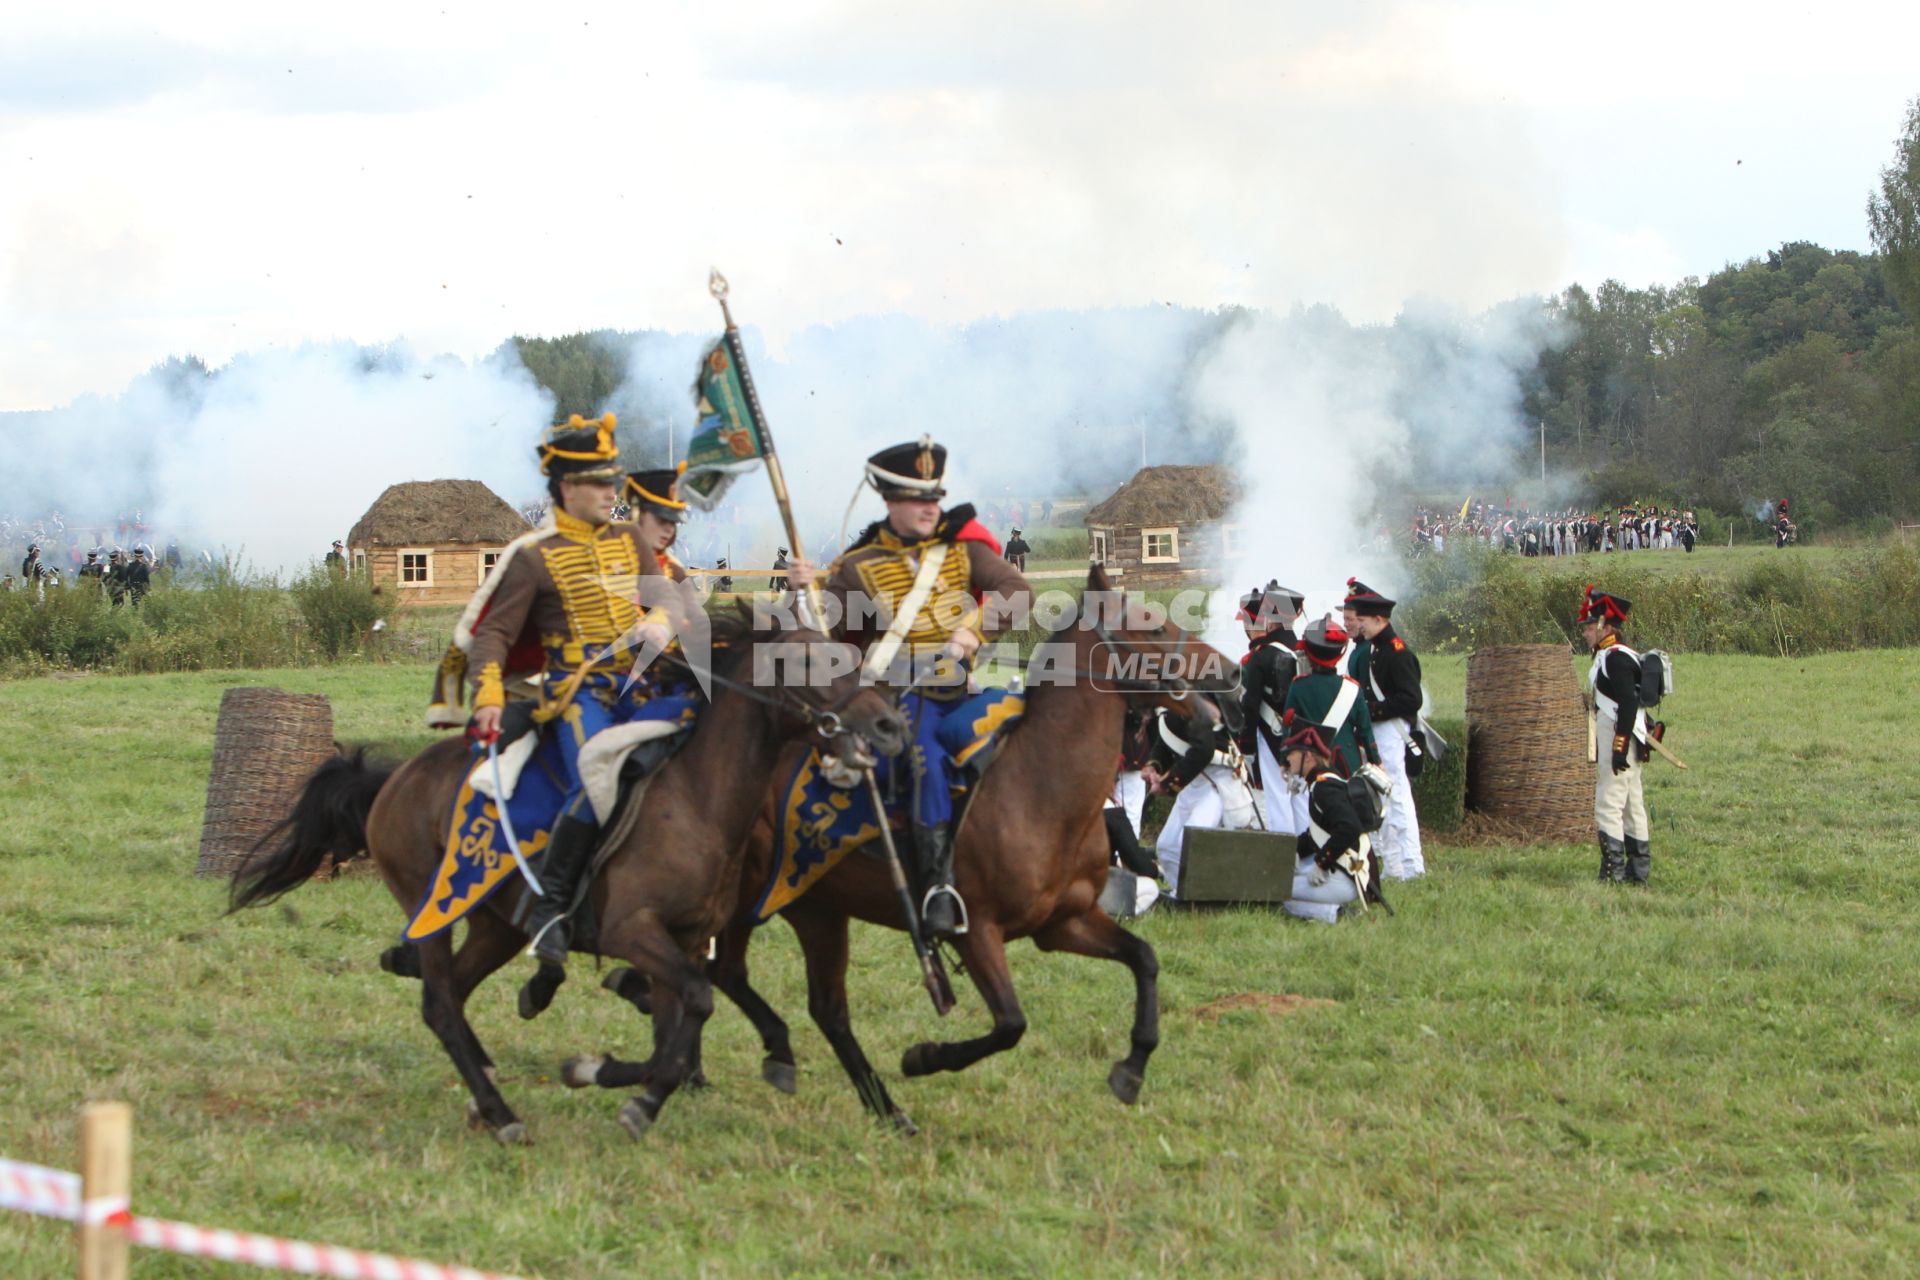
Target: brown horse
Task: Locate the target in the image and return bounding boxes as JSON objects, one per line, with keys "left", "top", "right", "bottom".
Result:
{"left": 230, "top": 617, "right": 907, "bottom": 1142}
{"left": 580, "top": 567, "right": 1233, "bottom": 1132}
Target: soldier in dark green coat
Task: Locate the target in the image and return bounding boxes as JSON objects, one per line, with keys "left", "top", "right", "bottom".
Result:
{"left": 1281, "top": 616, "right": 1380, "bottom": 777}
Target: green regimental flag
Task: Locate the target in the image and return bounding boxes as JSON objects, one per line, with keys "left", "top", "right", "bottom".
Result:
{"left": 682, "top": 336, "right": 767, "bottom": 511}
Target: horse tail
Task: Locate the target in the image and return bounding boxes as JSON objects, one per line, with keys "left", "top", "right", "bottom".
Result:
{"left": 228, "top": 749, "right": 394, "bottom": 911}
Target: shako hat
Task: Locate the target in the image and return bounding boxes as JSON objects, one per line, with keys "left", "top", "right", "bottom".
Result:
{"left": 1280, "top": 712, "right": 1336, "bottom": 759}
{"left": 1342, "top": 576, "right": 1395, "bottom": 616}
{"left": 624, "top": 460, "right": 690, "bottom": 524}
{"left": 538, "top": 413, "right": 622, "bottom": 482}
{"left": 1300, "top": 615, "right": 1348, "bottom": 666}
{"left": 1237, "top": 580, "right": 1305, "bottom": 628}
{"left": 865, "top": 434, "right": 948, "bottom": 500}
{"left": 1578, "top": 584, "right": 1630, "bottom": 625}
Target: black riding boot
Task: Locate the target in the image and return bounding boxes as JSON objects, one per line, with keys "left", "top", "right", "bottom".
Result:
{"left": 518, "top": 813, "right": 599, "bottom": 1019}
{"left": 1624, "top": 836, "right": 1651, "bottom": 886}
{"left": 913, "top": 822, "right": 966, "bottom": 940}
{"left": 1104, "top": 807, "right": 1161, "bottom": 880}
{"left": 1598, "top": 834, "right": 1627, "bottom": 884}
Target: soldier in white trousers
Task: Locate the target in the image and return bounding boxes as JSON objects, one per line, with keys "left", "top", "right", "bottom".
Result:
{"left": 1235, "top": 581, "right": 1308, "bottom": 836}
{"left": 1343, "top": 579, "right": 1425, "bottom": 879}
{"left": 1149, "top": 708, "right": 1258, "bottom": 896}
{"left": 1580, "top": 586, "right": 1653, "bottom": 883}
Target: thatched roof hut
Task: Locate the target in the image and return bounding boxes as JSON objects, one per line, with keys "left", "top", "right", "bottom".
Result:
{"left": 1084, "top": 464, "right": 1239, "bottom": 582}
{"left": 347, "top": 479, "right": 529, "bottom": 606}
{"left": 347, "top": 479, "right": 529, "bottom": 547}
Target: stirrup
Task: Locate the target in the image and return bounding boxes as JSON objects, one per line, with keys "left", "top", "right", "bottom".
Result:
{"left": 525, "top": 915, "right": 568, "bottom": 961}
{"left": 921, "top": 884, "right": 969, "bottom": 936}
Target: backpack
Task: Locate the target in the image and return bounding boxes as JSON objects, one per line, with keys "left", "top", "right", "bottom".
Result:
{"left": 1346, "top": 770, "right": 1388, "bottom": 833}
{"left": 1638, "top": 649, "right": 1672, "bottom": 708}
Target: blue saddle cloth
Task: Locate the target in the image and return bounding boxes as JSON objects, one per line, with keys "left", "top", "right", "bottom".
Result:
{"left": 753, "top": 687, "right": 1025, "bottom": 922}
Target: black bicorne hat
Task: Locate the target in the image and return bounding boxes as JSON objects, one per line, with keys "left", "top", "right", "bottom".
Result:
{"left": 1280, "top": 712, "right": 1336, "bottom": 758}
{"left": 1237, "top": 580, "right": 1305, "bottom": 628}
{"left": 538, "top": 413, "right": 622, "bottom": 482}
{"left": 1342, "top": 576, "right": 1395, "bottom": 616}
{"left": 865, "top": 435, "right": 947, "bottom": 500}
{"left": 624, "top": 462, "right": 689, "bottom": 524}
{"left": 1578, "top": 584, "right": 1631, "bottom": 624}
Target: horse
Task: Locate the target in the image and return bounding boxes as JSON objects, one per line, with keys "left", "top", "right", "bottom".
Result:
{"left": 229, "top": 615, "right": 908, "bottom": 1142}
{"left": 575, "top": 566, "right": 1234, "bottom": 1133}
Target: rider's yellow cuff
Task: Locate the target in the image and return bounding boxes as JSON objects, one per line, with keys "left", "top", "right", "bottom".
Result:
{"left": 474, "top": 661, "right": 506, "bottom": 709}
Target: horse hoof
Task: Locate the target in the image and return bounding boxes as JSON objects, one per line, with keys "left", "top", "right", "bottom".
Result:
{"left": 378, "top": 945, "right": 420, "bottom": 978}
{"left": 602, "top": 967, "right": 652, "bottom": 1015}
{"left": 492, "top": 1122, "right": 531, "bottom": 1146}
{"left": 616, "top": 1098, "right": 654, "bottom": 1141}
{"left": 518, "top": 965, "right": 565, "bottom": 1021}
{"left": 889, "top": 1111, "right": 920, "bottom": 1138}
{"left": 761, "top": 1058, "right": 798, "bottom": 1095}
{"left": 1107, "top": 1063, "right": 1145, "bottom": 1105}
{"left": 561, "top": 1054, "right": 606, "bottom": 1089}
{"left": 900, "top": 1043, "right": 936, "bottom": 1078}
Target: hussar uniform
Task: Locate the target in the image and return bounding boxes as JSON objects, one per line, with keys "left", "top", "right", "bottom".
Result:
{"left": 811, "top": 436, "right": 1030, "bottom": 938}
{"left": 432, "top": 416, "right": 694, "bottom": 1012}
{"left": 1237, "top": 581, "right": 1307, "bottom": 835}
{"left": 1346, "top": 578, "right": 1424, "bottom": 880}
{"left": 1581, "top": 587, "right": 1652, "bottom": 884}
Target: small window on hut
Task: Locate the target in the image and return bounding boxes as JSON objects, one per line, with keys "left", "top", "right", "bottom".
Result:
{"left": 1091, "top": 531, "right": 1109, "bottom": 564}
{"left": 400, "top": 550, "right": 433, "bottom": 585}
{"left": 1221, "top": 523, "right": 1243, "bottom": 555}
{"left": 352, "top": 550, "right": 367, "bottom": 573}
{"left": 1142, "top": 527, "right": 1179, "bottom": 563}
{"left": 479, "top": 552, "right": 501, "bottom": 583}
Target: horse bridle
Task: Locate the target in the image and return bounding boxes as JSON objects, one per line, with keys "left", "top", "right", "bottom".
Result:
{"left": 657, "top": 646, "right": 870, "bottom": 740}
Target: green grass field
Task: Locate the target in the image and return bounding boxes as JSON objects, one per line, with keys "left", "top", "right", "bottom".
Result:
{"left": 4, "top": 650, "right": 1920, "bottom": 1277}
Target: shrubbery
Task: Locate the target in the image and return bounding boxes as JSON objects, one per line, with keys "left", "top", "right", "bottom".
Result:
{"left": 1397, "top": 541, "right": 1920, "bottom": 656}
{"left": 0, "top": 560, "right": 398, "bottom": 676}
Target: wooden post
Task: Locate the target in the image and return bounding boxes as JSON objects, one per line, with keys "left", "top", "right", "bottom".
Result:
{"left": 77, "top": 1102, "right": 131, "bottom": 1280}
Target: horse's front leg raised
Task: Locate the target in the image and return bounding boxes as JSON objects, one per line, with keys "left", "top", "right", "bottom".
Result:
{"left": 574, "top": 910, "right": 713, "bottom": 1138}
{"left": 1032, "top": 907, "right": 1158, "bottom": 1104}
{"left": 899, "top": 922, "right": 1027, "bottom": 1079}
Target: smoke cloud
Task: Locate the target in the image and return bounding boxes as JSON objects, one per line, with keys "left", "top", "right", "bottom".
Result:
{"left": 0, "top": 343, "right": 553, "bottom": 575}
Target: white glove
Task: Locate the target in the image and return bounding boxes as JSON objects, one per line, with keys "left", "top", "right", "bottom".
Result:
{"left": 1307, "top": 863, "right": 1331, "bottom": 889}
{"left": 1359, "top": 763, "right": 1391, "bottom": 795}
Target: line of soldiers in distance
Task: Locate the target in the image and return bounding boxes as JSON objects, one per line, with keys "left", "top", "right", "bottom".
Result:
{"left": 1388, "top": 503, "right": 1702, "bottom": 557}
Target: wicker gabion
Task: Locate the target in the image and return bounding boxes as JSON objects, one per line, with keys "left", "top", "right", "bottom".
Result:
{"left": 1464, "top": 645, "right": 1591, "bottom": 841}
{"left": 195, "top": 688, "right": 337, "bottom": 878}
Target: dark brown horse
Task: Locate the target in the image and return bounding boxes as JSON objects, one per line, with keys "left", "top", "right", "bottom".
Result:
{"left": 230, "top": 617, "right": 907, "bottom": 1142}
{"left": 581, "top": 567, "right": 1232, "bottom": 1132}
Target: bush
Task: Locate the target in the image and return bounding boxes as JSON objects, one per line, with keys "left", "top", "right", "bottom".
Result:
{"left": 290, "top": 563, "right": 385, "bottom": 659}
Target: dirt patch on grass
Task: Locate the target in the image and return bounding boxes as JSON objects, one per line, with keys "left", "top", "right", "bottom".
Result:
{"left": 1190, "top": 992, "right": 1336, "bottom": 1020}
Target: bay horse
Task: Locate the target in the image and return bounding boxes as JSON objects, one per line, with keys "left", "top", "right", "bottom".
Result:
{"left": 229, "top": 616, "right": 907, "bottom": 1142}
{"left": 575, "top": 566, "right": 1233, "bottom": 1132}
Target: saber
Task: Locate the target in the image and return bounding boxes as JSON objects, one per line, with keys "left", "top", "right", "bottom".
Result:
{"left": 487, "top": 737, "right": 544, "bottom": 896}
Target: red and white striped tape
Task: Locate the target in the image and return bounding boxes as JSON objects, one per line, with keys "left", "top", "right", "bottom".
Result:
{"left": 0, "top": 1156, "right": 81, "bottom": 1221}
{"left": 125, "top": 1216, "right": 528, "bottom": 1280}
{"left": 3, "top": 1154, "right": 528, "bottom": 1280}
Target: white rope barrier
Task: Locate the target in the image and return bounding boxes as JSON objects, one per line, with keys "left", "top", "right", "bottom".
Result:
{"left": 3, "top": 1152, "right": 529, "bottom": 1280}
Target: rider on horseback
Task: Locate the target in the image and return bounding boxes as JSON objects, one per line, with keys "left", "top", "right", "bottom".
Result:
{"left": 461, "top": 415, "right": 686, "bottom": 1013}
{"left": 787, "top": 436, "right": 1032, "bottom": 940}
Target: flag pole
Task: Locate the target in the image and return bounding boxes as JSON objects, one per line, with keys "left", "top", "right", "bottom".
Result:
{"left": 706, "top": 268, "right": 955, "bottom": 1016}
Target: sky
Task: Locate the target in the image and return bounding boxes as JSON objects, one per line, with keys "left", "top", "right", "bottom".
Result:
{"left": 3, "top": 0, "right": 1917, "bottom": 411}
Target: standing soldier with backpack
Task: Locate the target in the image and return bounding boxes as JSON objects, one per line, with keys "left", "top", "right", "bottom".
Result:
{"left": 1581, "top": 586, "right": 1655, "bottom": 885}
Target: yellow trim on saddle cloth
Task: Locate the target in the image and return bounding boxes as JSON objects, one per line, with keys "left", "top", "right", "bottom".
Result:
{"left": 951, "top": 692, "right": 1026, "bottom": 768}
{"left": 405, "top": 774, "right": 553, "bottom": 941}
{"left": 758, "top": 752, "right": 882, "bottom": 922}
